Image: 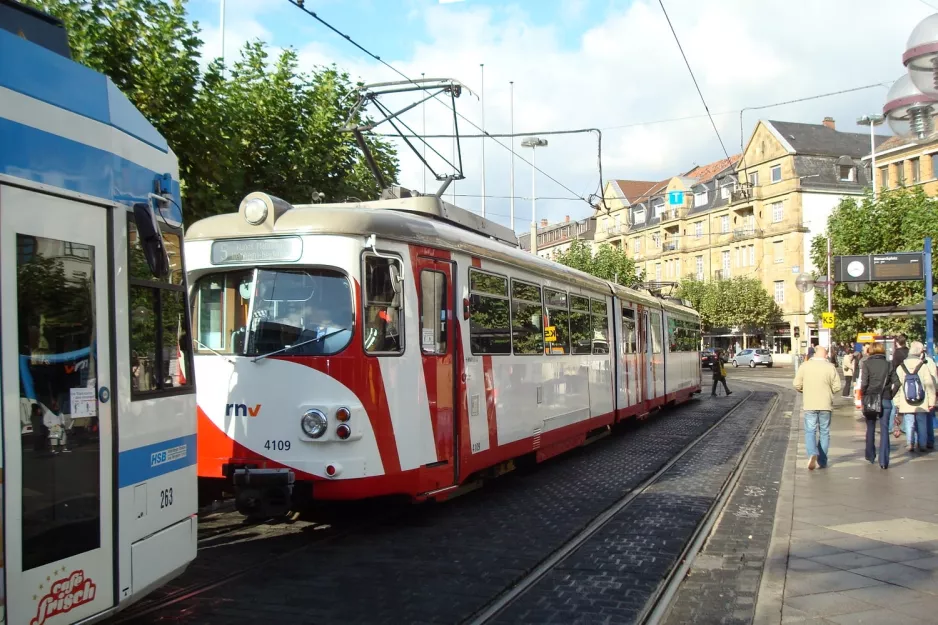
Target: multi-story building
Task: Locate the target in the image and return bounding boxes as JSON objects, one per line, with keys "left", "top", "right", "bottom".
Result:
{"left": 863, "top": 132, "right": 938, "bottom": 196}
{"left": 598, "top": 117, "right": 889, "bottom": 354}
{"left": 518, "top": 215, "right": 597, "bottom": 259}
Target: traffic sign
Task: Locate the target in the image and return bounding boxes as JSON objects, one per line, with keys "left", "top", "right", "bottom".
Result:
{"left": 821, "top": 312, "right": 835, "bottom": 329}
{"left": 668, "top": 191, "right": 684, "bottom": 205}
{"left": 544, "top": 326, "right": 557, "bottom": 343}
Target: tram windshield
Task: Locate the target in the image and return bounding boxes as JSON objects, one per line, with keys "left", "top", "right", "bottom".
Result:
{"left": 193, "top": 268, "right": 354, "bottom": 357}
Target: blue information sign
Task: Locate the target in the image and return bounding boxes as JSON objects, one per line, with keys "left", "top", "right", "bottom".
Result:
{"left": 668, "top": 191, "right": 684, "bottom": 205}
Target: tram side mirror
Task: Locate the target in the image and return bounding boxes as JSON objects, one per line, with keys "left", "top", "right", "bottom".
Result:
{"left": 133, "top": 202, "right": 169, "bottom": 279}
{"left": 389, "top": 264, "right": 402, "bottom": 307}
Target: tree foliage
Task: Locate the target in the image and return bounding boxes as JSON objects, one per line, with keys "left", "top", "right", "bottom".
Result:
{"left": 809, "top": 188, "right": 938, "bottom": 343}
{"left": 676, "top": 276, "right": 782, "bottom": 332}
{"left": 553, "top": 240, "right": 645, "bottom": 288}
{"left": 25, "top": 0, "right": 399, "bottom": 224}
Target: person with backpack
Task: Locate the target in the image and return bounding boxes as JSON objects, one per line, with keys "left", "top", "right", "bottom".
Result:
{"left": 793, "top": 345, "right": 841, "bottom": 470}
{"left": 920, "top": 349, "right": 938, "bottom": 450}
{"left": 891, "top": 341, "right": 937, "bottom": 453}
{"left": 860, "top": 342, "right": 895, "bottom": 468}
{"left": 711, "top": 349, "right": 732, "bottom": 397}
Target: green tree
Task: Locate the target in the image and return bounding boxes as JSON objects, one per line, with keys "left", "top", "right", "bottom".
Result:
{"left": 809, "top": 188, "right": 938, "bottom": 342}
{"left": 554, "top": 240, "right": 645, "bottom": 287}
{"left": 25, "top": 0, "right": 400, "bottom": 224}
{"left": 677, "top": 276, "right": 781, "bottom": 332}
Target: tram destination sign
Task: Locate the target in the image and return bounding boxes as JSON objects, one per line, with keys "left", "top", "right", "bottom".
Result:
{"left": 211, "top": 236, "right": 303, "bottom": 265}
{"left": 834, "top": 252, "right": 924, "bottom": 283}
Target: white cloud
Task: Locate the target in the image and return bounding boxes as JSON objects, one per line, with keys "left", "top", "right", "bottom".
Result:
{"left": 205, "top": 0, "right": 934, "bottom": 233}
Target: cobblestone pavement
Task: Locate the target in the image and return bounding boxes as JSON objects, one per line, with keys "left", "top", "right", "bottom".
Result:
{"left": 662, "top": 387, "right": 794, "bottom": 625}
{"left": 492, "top": 391, "right": 777, "bottom": 625}
{"left": 107, "top": 390, "right": 770, "bottom": 625}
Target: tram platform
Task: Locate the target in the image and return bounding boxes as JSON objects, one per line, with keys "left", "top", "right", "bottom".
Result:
{"left": 755, "top": 395, "right": 938, "bottom": 624}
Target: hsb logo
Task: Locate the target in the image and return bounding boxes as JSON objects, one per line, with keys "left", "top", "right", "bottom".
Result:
{"left": 225, "top": 403, "right": 261, "bottom": 417}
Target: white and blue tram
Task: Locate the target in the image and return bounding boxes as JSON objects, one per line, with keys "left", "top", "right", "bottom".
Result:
{"left": 0, "top": 2, "right": 196, "bottom": 624}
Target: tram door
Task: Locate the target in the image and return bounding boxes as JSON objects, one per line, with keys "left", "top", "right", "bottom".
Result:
{"left": 0, "top": 186, "right": 115, "bottom": 625}
{"left": 414, "top": 256, "right": 458, "bottom": 485}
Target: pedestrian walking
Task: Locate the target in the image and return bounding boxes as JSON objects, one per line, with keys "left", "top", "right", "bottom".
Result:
{"left": 919, "top": 348, "right": 937, "bottom": 450}
{"left": 806, "top": 344, "right": 815, "bottom": 360}
{"left": 711, "top": 349, "right": 732, "bottom": 397}
{"left": 892, "top": 341, "right": 936, "bottom": 454}
{"left": 793, "top": 345, "right": 840, "bottom": 470}
{"left": 860, "top": 342, "right": 895, "bottom": 469}
{"left": 842, "top": 349, "right": 857, "bottom": 397}
{"left": 888, "top": 335, "right": 909, "bottom": 432}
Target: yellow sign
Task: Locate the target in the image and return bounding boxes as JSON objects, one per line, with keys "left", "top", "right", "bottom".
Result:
{"left": 545, "top": 326, "right": 557, "bottom": 342}
{"left": 857, "top": 332, "right": 876, "bottom": 343}
{"left": 821, "top": 312, "right": 835, "bottom": 329}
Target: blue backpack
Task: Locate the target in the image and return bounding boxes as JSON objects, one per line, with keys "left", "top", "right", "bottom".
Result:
{"left": 901, "top": 361, "right": 926, "bottom": 405}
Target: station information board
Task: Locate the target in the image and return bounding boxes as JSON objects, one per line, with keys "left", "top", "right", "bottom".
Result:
{"left": 834, "top": 252, "right": 924, "bottom": 283}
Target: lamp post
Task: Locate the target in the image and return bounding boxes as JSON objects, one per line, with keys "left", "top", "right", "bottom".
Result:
{"left": 521, "top": 137, "right": 548, "bottom": 255}
{"left": 857, "top": 114, "right": 885, "bottom": 199}
{"left": 886, "top": 12, "right": 938, "bottom": 358}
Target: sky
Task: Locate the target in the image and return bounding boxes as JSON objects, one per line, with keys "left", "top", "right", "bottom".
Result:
{"left": 185, "top": 0, "right": 938, "bottom": 233}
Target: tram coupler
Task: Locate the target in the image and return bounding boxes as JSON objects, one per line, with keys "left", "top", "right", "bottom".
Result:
{"left": 230, "top": 467, "right": 295, "bottom": 519}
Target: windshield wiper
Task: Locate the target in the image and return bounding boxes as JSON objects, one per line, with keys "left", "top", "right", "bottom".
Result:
{"left": 251, "top": 328, "right": 350, "bottom": 363}
{"left": 194, "top": 339, "right": 236, "bottom": 364}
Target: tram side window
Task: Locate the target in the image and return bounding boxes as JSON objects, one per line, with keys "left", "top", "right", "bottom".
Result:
{"left": 544, "top": 288, "right": 570, "bottom": 355}
{"left": 621, "top": 307, "right": 636, "bottom": 354}
{"left": 650, "top": 311, "right": 663, "bottom": 354}
{"left": 570, "top": 295, "right": 592, "bottom": 355}
{"left": 363, "top": 255, "right": 403, "bottom": 354}
{"left": 591, "top": 299, "right": 609, "bottom": 354}
{"left": 667, "top": 317, "right": 678, "bottom": 352}
{"left": 511, "top": 280, "right": 544, "bottom": 355}
{"left": 128, "top": 217, "right": 192, "bottom": 396}
{"left": 469, "top": 269, "right": 511, "bottom": 354}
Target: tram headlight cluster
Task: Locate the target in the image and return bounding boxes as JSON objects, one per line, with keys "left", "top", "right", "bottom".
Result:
{"left": 301, "top": 409, "right": 328, "bottom": 438}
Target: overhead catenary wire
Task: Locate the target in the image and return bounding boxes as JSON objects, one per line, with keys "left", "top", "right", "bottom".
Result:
{"left": 657, "top": 0, "right": 731, "bottom": 162}
{"left": 285, "top": 0, "right": 593, "bottom": 208}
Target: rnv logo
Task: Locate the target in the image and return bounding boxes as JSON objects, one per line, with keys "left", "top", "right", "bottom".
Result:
{"left": 225, "top": 403, "right": 261, "bottom": 417}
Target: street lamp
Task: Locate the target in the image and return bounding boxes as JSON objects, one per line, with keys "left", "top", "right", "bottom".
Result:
{"left": 904, "top": 13, "right": 938, "bottom": 97}
{"left": 884, "top": 74, "right": 937, "bottom": 139}
{"left": 857, "top": 114, "right": 885, "bottom": 199}
{"left": 521, "top": 136, "right": 548, "bottom": 254}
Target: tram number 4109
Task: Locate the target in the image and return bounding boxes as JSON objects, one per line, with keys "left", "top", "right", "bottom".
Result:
{"left": 264, "top": 440, "right": 291, "bottom": 451}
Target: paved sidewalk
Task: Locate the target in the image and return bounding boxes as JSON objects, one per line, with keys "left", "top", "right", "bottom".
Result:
{"left": 758, "top": 396, "right": 938, "bottom": 625}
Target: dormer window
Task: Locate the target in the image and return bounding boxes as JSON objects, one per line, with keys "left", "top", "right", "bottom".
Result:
{"left": 694, "top": 188, "right": 708, "bottom": 207}
{"left": 836, "top": 155, "right": 856, "bottom": 182}
{"left": 653, "top": 201, "right": 664, "bottom": 217}
{"left": 634, "top": 208, "right": 646, "bottom": 224}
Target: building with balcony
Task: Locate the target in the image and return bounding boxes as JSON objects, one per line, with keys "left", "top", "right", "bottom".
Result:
{"left": 597, "top": 117, "right": 890, "bottom": 354}
{"left": 519, "top": 215, "right": 597, "bottom": 260}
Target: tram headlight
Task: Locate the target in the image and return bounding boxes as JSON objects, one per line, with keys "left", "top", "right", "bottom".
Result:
{"left": 301, "top": 409, "right": 328, "bottom": 438}
{"left": 336, "top": 407, "right": 351, "bottom": 422}
{"left": 243, "top": 197, "right": 268, "bottom": 225}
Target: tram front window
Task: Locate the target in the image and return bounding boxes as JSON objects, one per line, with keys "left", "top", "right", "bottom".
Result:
{"left": 194, "top": 268, "right": 353, "bottom": 357}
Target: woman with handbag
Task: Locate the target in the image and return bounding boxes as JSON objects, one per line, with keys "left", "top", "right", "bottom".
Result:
{"left": 860, "top": 342, "right": 895, "bottom": 468}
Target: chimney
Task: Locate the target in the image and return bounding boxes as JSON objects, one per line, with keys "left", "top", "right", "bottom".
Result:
{"left": 822, "top": 117, "right": 835, "bottom": 130}
{"left": 541, "top": 218, "right": 548, "bottom": 227}
{"left": 565, "top": 215, "right": 570, "bottom": 222}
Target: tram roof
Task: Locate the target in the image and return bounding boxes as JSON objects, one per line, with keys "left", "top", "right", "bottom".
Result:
{"left": 186, "top": 195, "right": 699, "bottom": 318}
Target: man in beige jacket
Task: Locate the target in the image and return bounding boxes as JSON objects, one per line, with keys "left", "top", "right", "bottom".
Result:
{"left": 793, "top": 346, "right": 841, "bottom": 470}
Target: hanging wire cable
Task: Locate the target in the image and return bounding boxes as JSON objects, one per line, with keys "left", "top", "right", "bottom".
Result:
{"left": 657, "top": 0, "right": 730, "bottom": 161}
{"left": 285, "top": 0, "right": 593, "bottom": 206}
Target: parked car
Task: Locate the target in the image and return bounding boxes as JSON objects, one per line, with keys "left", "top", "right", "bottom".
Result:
{"left": 700, "top": 348, "right": 726, "bottom": 369}
{"left": 732, "top": 348, "right": 774, "bottom": 368}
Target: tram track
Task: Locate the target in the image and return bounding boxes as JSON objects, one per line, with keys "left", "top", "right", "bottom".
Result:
{"left": 464, "top": 389, "right": 777, "bottom": 625}
{"left": 107, "top": 501, "right": 409, "bottom": 624}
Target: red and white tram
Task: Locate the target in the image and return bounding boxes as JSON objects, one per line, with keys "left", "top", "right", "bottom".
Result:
{"left": 186, "top": 190, "right": 701, "bottom": 517}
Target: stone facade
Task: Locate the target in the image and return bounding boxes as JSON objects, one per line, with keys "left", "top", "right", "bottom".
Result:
{"left": 597, "top": 118, "right": 889, "bottom": 354}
